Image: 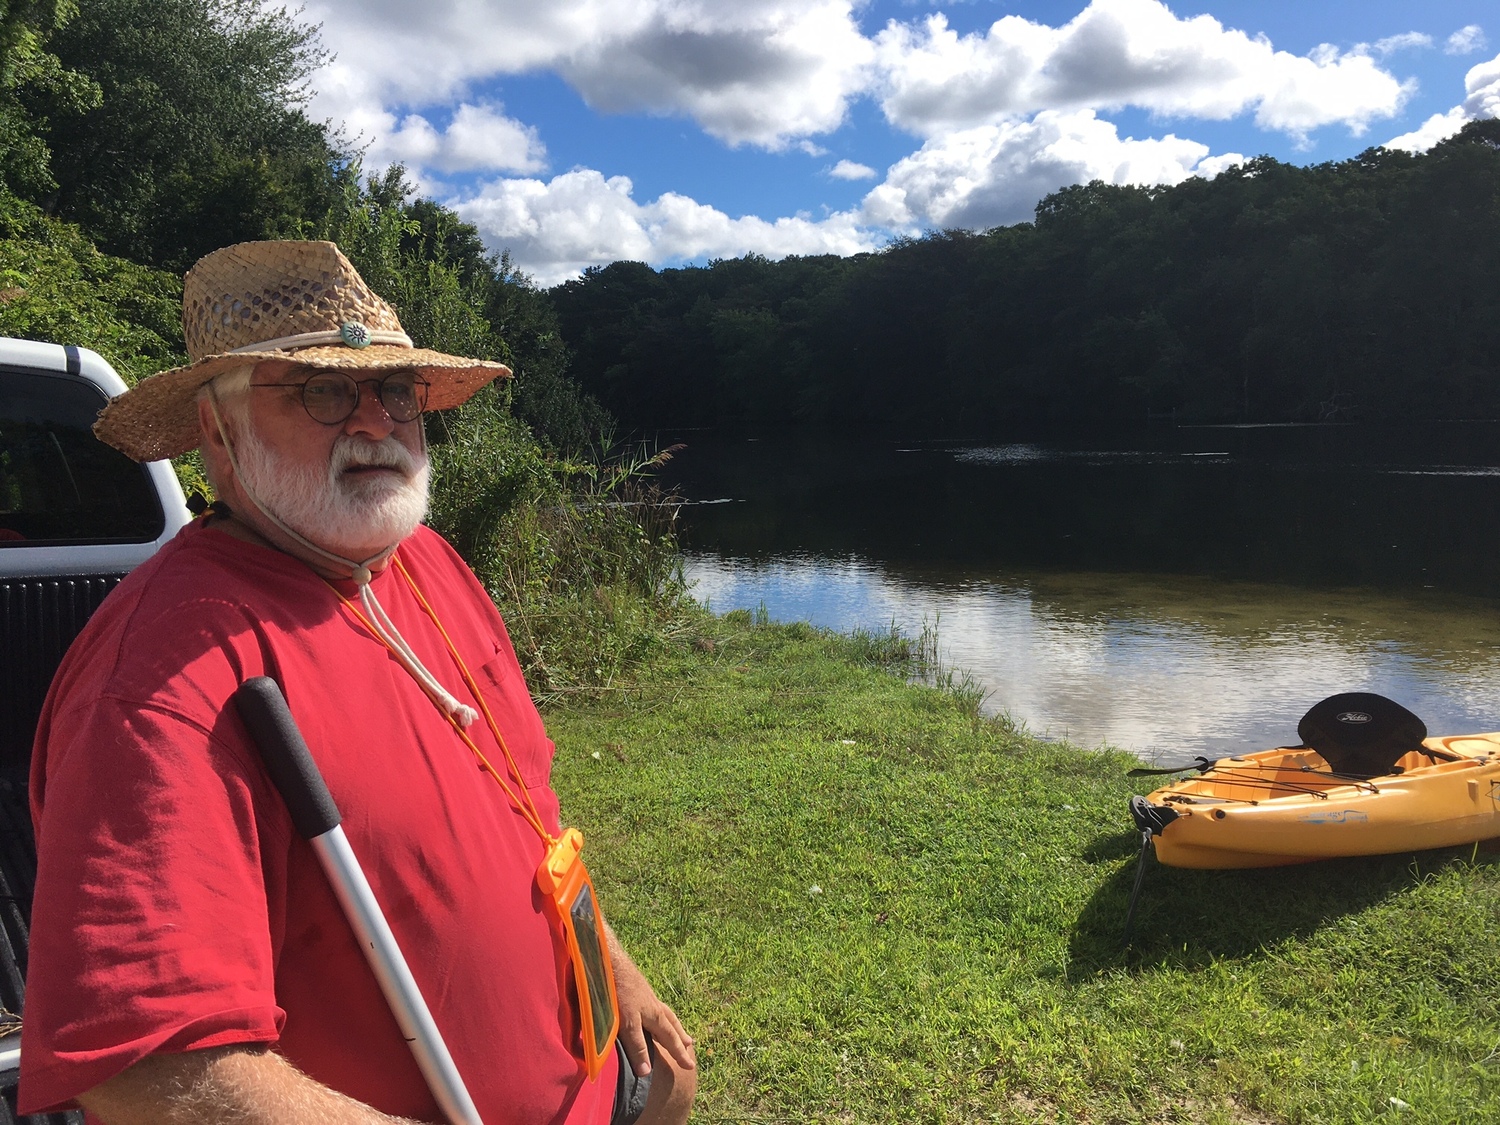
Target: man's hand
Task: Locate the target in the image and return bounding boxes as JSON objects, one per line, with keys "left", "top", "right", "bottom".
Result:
{"left": 606, "top": 926, "right": 696, "bottom": 1079}
{"left": 78, "top": 1044, "right": 432, "bottom": 1125}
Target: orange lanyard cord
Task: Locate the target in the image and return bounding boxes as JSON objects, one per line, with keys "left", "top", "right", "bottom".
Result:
{"left": 324, "top": 559, "right": 555, "bottom": 846}
{"left": 390, "top": 557, "right": 554, "bottom": 838}
{"left": 390, "top": 561, "right": 549, "bottom": 822}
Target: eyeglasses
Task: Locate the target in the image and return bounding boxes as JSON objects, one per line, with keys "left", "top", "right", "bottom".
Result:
{"left": 250, "top": 370, "right": 429, "bottom": 425}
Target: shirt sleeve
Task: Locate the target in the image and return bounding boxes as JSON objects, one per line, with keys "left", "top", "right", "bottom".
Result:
{"left": 18, "top": 696, "right": 291, "bottom": 1114}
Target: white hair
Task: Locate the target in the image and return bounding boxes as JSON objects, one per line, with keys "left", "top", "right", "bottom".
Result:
{"left": 198, "top": 366, "right": 255, "bottom": 492}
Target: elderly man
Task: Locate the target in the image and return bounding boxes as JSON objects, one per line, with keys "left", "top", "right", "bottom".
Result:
{"left": 19, "top": 241, "right": 695, "bottom": 1124}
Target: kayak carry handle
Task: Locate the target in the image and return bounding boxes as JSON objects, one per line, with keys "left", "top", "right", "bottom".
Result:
{"left": 233, "top": 676, "right": 342, "bottom": 840}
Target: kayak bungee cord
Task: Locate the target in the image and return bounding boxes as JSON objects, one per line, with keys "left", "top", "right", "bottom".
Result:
{"left": 1164, "top": 772, "right": 1337, "bottom": 802}
{"left": 1162, "top": 759, "right": 1387, "bottom": 799}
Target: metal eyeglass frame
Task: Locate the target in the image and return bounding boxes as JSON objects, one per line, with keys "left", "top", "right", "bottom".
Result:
{"left": 249, "top": 369, "right": 430, "bottom": 425}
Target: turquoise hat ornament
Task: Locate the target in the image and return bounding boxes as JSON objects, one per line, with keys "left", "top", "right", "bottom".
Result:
{"left": 340, "top": 321, "right": 372, "bottom": 349}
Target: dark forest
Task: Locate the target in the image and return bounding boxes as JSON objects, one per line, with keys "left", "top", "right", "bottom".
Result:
{"left": 552, "top": 121, "right": 1500, "bottom": 433}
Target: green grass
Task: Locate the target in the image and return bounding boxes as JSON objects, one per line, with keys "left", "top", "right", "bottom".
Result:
{"left": 545, "top": 614, "right": 1500, "bottom": 1124}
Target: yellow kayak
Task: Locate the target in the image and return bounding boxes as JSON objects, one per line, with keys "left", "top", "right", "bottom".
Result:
{"left": 1132, "top": 733, "right": 1500, "bottom": 868}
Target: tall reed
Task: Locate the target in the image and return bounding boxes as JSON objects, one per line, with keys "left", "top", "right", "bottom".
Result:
{"left": 425, "top": 386, "right": 693, "bottom": 697}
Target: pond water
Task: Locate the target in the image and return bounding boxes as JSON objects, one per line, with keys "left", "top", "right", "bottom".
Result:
{"left": 658, "top": 424, "right": 1500, "bottom": 761}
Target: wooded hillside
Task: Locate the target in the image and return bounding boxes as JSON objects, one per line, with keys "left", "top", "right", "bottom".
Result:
{"left": 552, "top": 123, "right": 1500, "bottom": 431}
{"left": 5, "top": 2, "right": 1498, "bottom": 440}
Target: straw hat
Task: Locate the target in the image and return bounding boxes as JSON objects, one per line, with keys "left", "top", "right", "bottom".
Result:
{"left": 95, "top": 240, "right": 512, "bottom": 461}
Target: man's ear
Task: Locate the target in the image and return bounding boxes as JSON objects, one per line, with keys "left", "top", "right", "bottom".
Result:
{"left": 197, "top": 394, "right": 221, "bottom": 446}
{"left": 197, "top": 393, "right": 233, "bottom": 482}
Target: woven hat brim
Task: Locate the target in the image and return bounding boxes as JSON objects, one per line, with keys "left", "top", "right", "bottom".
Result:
{"left": 94, "top": 345, "right": 512, "bottom": 462}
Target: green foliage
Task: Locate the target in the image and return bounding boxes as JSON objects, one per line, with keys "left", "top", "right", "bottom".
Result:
{"left": 553, "top": 253, "right": 859, "bottom": 426}
{"left": 24, "top": 0, "right": 347, "bottom": 269}
{"left": 548, "top": 616, "right": 1500, "bottom": 1124}
{"left": 0, "top": 0, "right": 99, "bottom": 196}
{"left": 426, "top": 402, "right": 691, "bottom": 698}
{"left": 552, "top": 126, "right": 1500, "bottom": 429}
{"left": 0, "top": 186, "right": 182, "bottom": 381}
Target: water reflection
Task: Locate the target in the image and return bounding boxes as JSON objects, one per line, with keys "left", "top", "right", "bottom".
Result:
{"left": 666, "top": 424, "right": 1500, "bottom": 593}
{"left": 666, "top": 425, "right": 1500, "bottom": 760}
{"left": 687, "top": 555, "right": 1500, "bottom": 759}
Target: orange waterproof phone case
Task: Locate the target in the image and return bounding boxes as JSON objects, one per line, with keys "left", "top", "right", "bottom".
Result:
{"left": 537, "top": 827, "right": 620, "bottom": 1080}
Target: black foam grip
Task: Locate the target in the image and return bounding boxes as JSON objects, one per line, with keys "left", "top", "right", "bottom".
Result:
{"left": 233, "top": 677, "right": 342, "bottom": 840}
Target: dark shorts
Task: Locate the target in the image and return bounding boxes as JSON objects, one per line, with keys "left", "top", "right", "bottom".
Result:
{"left": 610, "top": 1032, "right": 655, "bottom": 1125}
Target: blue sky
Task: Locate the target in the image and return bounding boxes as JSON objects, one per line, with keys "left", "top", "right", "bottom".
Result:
{"left": 300, "top": 0, "right": 1499, "bottom": 285}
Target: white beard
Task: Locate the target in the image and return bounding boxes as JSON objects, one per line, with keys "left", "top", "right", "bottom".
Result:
{"left": 234, "top": 428, "right": 431, "bottom": 557}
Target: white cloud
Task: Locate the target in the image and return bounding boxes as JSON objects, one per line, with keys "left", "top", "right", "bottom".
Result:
{"left": 307, "top": 1, "right": 654, "bottom": 104}
{"left": 557, "top": 1, "right": 874, "bottom": 148}
{"left": 1383, "top": 51, "right": 1500, "bottom": 152}
{"left": 1195, "top": 151, "right": 1248, "bottom": 178}
{"left": 1446, "top": 25, "right": 1487, "bottom": 56}
{"left": 1368, "top": 32, "right": 1432, "bottom": 58}
{"left": 859, "top": 109, "right": 1226, "bottom": 231}
{"left": 372, "top": 103, "right": 546, "bottom": 174}
{"left": 872, "top": 0, "right": 1413, "bottom": 142}
{"left": 1383, "top": 108, "right": 1470, "bottom": 154}
{"left": 828, "top": 159, "right": 877, "bottom": 180}
{"left": 1467, "top": 52, "right": 1500, "bottom": 119}
{"left": 307, "top": 0, "right": 873, "bottom": 151}
{"left": 309, "top": 0, "right": 1415, "bottom": 164}
{"left": 453, "top": 169, "right": 879, "bottom": 285}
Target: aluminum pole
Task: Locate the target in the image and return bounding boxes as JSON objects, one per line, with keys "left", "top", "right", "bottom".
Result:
{"left": 234, "top": 676, "right": 484, "bottom": 1125}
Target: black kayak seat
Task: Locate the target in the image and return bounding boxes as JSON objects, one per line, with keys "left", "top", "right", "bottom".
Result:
{"left": 1297, "top": 692, "right": 1428, "bottom": 779}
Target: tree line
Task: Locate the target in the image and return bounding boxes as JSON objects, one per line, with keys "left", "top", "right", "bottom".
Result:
{"left": 0, "top": 0, "right": 604, "bottom": 449}
{"left": 552, "top": 123, "right": 1500, "bottom": 431}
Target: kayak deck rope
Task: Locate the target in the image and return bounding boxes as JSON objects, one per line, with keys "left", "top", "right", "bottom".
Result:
{"left": 1166, "top": 763, "right": 1383, "bottom": 803}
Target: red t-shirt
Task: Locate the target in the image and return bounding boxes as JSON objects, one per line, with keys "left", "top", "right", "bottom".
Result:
{"left": 20, "top": 519, "right": 617, "bottom": 1123}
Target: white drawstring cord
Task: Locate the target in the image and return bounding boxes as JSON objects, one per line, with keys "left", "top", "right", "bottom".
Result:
{"left": 227, "top": 328, "right": 415, "bottom": 353}
{"left": 208, "top": 388, "right": 479, "bottom": 727}
{"left": 357, "top": 579, "right": 479, "bottom": 726}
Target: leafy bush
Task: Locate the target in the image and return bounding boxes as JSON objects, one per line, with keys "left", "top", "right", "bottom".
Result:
{"left": 425, "top": 386, "right": 692, "bottom": 697}
{"left": 0, "top": 188, "right": 182, "bottom": 381}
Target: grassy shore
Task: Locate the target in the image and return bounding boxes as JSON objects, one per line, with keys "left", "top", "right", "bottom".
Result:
{"left": 545, "top": 613, "right": 1500, "bottom": 1125}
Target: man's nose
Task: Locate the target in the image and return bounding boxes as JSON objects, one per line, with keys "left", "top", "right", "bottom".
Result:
{"left": 343, "top": 378, "right": 396, "bottom": 437}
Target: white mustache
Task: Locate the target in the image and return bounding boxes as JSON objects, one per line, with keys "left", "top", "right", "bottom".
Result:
{"left": 329, "top": 435, "right": 422, "bottom": 477}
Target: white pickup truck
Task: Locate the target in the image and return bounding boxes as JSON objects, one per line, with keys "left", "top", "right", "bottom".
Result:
{"left": 0, "top": 337, "right": 191, "bottom": 1124}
